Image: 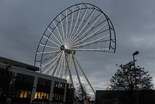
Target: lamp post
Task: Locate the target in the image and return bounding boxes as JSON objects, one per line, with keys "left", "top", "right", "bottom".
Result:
{"left": 132, "top": 51, "right": 139, "bottom": 104}
{"left": 132, "top": 51, "right": 139, "bottom": 90}
{"left": 133, "top": 51, "right": 139, "bottom": 62}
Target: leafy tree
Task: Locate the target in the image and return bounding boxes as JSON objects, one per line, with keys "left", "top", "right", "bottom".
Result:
{"left": 110, "top": 61, "right": 154, "bottom": 90}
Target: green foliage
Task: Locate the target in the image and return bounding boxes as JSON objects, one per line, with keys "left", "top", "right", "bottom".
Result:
{"left": 110, "top": 62, "right": 154, "bottom": 90}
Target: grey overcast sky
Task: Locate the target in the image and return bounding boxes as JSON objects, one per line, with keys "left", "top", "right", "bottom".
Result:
{"left": 0, "top": 0, "right": 155, "bottom": 94}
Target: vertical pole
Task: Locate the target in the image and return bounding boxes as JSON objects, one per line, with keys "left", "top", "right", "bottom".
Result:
{"left": 63, "top": 81, "right": 67, "bottom": 102}
{"left": 133, "top": 52, "right": 139, "bottom": 104}
{"left": 65, "top": 52, "right": 74, "bottom": 88}
{"left": 133, "top": 55, "right": 136, "bottom": 89}
{"left": 49, "top": 79, "right": 54, "bottom": 101}
{"left": 30, "top": 76, "right": 38, "bottom": 103}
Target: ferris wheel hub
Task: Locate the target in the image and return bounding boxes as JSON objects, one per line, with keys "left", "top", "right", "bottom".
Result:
{"left": 60, "top": 45, "right": 65, "bottom": 51}
{"left": 60, "top": 45, "right": 75, "bottom": 55}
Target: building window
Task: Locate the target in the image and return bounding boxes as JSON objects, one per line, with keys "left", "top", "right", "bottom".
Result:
{"left": 34, "top": 92, "right": 49, "bottom": 100}
{"left": 16, "top": 90, "right": 31, "bottom": 98}
{"left": 54, "top": 81, "right": 59, "bottom": 88}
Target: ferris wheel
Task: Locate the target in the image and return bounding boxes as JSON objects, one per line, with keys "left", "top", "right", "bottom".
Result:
{"left": 34, "top": 3, "right": 116, "bottom": 95}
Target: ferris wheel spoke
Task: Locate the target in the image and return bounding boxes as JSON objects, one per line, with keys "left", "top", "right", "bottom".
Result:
{"left": 69, "top": 8, "right": 88, "bottom": 43}
{"left": 55, "top": 52, "right": 65, "bottom": 77}
{"left": 92, "top": 19, "right": 108, "bottom": 31}
{"left": 48, "top": 63, "right": 58, "bottom": 76}
{"left": 42, "top": 53, "right": 61, "bottom": 69}
{"left": 44, "top": 64, "right": 56, "bottom": 75}
{"left": 45, "top": 65, "right": 57, "bottom": 75}
{"left": 65, "top": 10, "right": 69, "bottom": 40}
{"left": 39, "top": 43, "right": 59, "bottom": 49}
{"left": 69, "top": 5, "right": 82, "bottom": 41}
{"left": 59, "top": 15, "right": 65, "bottom": 41}
{"left": 72, "top": 48, "right": 109, "bottom": 52}
{"left": 43, "top": 35, "right": 60, "bottom": 47}
{"left": 37, "top": 50, "right": 60, "bottom": 55}
{"left": 69, "top": 9, "right": 95, "bottom": 43}
{"left": 88, "top": 12, "right": 104, "bottom": 27}
{"left": 48, "top": 27, "right": 62, "bottom": 45}
{"left": 57, "top": 52, "right": 66, "bottom": 77}
{"left": 67, "top": 6, "right": 74, "bottom": 40}
{"left": 58, "top": 52, "right": 65, "bottom": 78}
{"left": 76, "top": 14, "right": 105, "bottom": 42}
{"left": 53, "top": 21, "right": 63, "bottom": 43}
{"left": 73, "top": 20, "right": 107, "bottom": 46}
{"left": 41, "top": 52, "right": 61, "bottom": 68}
{"left": 41, "top": 54, "right": 58, "bottom": 64}
{"left": 42, "top": 61, "right": 56, "bottom": 74}
{"left": 68, "top": 12, "right": 78, "bottom": 41}
{"left": 71, "top": 10, "right": 95, "bottom": 42}
{"left": 54, "top": 59, "right": 62, "bottom": 77}
{"left": 51, "top": 51, "right": 63, "bottom": 76}
{"left": 73, "top": 34, "right": 110, "bottom": 48}
{"left": 71, "top": 13, "right": 103, "bottom": 44}
{"left": 41, "top": 52, "right": 62, "bottom": 73}
{"left": 73, "top": 22, "right": 108, "bottom": 46}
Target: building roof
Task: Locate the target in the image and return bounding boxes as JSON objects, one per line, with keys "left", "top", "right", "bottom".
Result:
{"left": 0, "top": 56, "right": 39, "bottom": 71}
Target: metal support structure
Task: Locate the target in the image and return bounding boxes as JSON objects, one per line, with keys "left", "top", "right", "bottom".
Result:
{"left": 33, "top": 3, "right": 116, "bottom": 102}
{"left": 73, "top": 56, "right": 95, "bottom": 94}
{"left": 72, "top": 54, "right": 87, "bottom": 99}
{"left": 65, "top": 52, "right": 74, "bottom": 88}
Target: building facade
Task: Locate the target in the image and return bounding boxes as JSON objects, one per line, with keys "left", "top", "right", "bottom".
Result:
{"left": 0, "top": 56, "right": 67, "bottom": 104}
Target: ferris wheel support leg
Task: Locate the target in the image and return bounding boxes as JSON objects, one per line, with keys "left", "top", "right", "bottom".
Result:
{"left": 65, "top": 52, "right": 74, "bottom": 88}
{"left": 72, "top": 54, "right": 87, "bottom": 98}
{"left": 74, "top": 56, "right": 96, "bottom": 94}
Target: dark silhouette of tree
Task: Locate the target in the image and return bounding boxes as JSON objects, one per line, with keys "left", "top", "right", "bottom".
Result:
{"left": 76, "top": 83, "right": 88, "bottom": 100}
{"left": 110, "top": 62, "right": 154, "bottom": 90}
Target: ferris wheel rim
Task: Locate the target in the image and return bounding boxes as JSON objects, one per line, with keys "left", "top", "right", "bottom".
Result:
{"left": 34, "top": 3, "right": 116, "bottom": 77}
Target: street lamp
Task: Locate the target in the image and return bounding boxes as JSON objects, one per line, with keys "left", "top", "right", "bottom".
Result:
{"left": 133, "top": 51, "right": 139, "bottom": 56}
{"left": 132, "top": 51, "right": 139, "bottom": 104}
{"left": 133, "top": 51, "right": 139, "bottom": 73}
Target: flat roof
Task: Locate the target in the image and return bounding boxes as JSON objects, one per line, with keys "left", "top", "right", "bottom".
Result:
{"left": 0, "top": 56, "right": 39, "bottom": 71}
